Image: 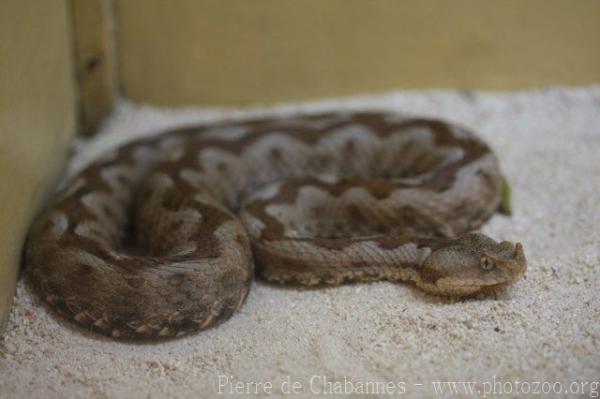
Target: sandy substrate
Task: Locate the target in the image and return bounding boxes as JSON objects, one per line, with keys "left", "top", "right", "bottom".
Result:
{"left": 1, "top": 87, "right": 599, "bottom": 399}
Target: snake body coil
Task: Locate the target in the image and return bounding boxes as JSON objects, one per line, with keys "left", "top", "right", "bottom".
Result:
{"left": 26, "top": 112, "right": 526, "bottom": 339}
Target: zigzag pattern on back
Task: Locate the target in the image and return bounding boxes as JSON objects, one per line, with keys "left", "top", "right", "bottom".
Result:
{"left": 26, "top": 112, "right": 526, "bottom": 340}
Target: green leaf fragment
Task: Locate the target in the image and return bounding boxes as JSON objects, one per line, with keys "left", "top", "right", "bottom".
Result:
{"left": 499, "top": 177, "right": 512, "bottom": 216}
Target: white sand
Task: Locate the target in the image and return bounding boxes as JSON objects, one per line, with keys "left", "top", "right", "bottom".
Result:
{"left": 1, "top": 87, "right": 599, "bottom": 398}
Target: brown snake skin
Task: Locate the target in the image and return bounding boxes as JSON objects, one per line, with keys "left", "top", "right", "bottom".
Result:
{"left": 25, "top": 112, "right": 527, "bottom": 340}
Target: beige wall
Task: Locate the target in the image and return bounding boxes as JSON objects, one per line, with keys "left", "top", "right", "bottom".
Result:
{"left": 117, "top": 0, "right": 600, "bottom": 106}
{"left": 0, "top": 1, "right": 78, "bottom": 331}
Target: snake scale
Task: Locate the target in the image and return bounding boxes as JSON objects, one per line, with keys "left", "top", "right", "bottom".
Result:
{"left": 25, "top": 112, "right": 526, "bottom": 340}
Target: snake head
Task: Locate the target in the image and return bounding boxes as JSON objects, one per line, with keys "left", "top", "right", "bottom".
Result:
{"left": 419, "top": 233, "right": 527, "bottom": 296}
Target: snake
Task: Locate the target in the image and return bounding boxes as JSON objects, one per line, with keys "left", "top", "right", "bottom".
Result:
{"left": 25, "top": 112, "right": 527, "bottom": 340}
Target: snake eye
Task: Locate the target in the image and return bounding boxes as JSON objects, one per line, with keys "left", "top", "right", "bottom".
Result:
{"left": 480, "top": 256, "right": 495, "bottom": 271}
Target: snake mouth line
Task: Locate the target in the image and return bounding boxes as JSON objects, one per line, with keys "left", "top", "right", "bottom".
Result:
{"left": 438, "top": 278, "right": 509, "bottom": 289}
